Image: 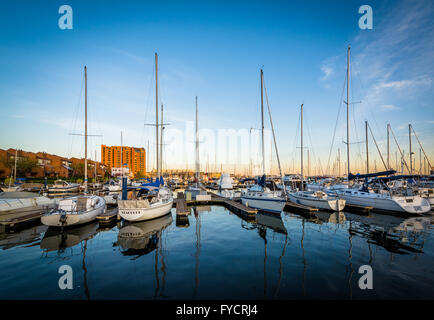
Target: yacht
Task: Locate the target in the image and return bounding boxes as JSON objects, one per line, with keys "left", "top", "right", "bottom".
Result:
{"left": 288, "top": 190, "right": 346, "bottom": 211}
{"left": 117, "top": 53, "right": 173, "bottom": 222}
{"left": 240, "top": 69, "right": 286, "bottom": 213}
{"left": 0, "top": 191, "right": 57, "bottom": 223}
{"left": 48, "top": 179, "right": 79, "bottom": 194}
{"left": 241, "top": 175, "right": 286, "bottom": 213}
{"left": 41, "top": 195, "right": 106, "bottom": 227}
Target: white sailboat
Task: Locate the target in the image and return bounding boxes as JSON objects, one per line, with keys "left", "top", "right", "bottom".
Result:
{"left": 42, "top": 66, "right": 106, "bottom": 227}
{"left": 333, "top": 46, "right": 430, "bottom": 216}
{"left": 286, "top": 104, "right": 346, "bottom": 211}
{"left": 216, "top": 173, "right": 241, "bottom": 199}
{"left": 118, "top": 53, "right": 173, "bottom": 222}
{"left": 240, "top": 69, "right": 286, "bottom": 213}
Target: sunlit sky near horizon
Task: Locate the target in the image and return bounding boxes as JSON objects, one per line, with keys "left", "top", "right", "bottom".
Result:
{"left": 0, "top": 0, "right": 433, "bottom": 175}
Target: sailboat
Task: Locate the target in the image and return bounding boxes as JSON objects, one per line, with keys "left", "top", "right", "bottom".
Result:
{"left": 332, "top": 46, "right": 430, "bottom": 215}
{"left": 240, "top": 69, "right": 286, "bottom": 213}
{"left": 41, "top": 66, "right": 106, "bottom": 227}
{"left": 185, "top": 96, "right": 210, "bottom": 201}
{"left": 118, "top": 53, "right": 174, "bottom": 222}
{"left": 287, "top": 104, "right": 346, "bottom": 211}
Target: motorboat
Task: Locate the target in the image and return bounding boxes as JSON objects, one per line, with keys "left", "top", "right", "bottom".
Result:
{"left": 48, "top": 179, "right": 79, "bottom": 193}
{"left": 0, "top": 191, "right": 57, "bottom": 223}
{"left": 41, "top": 195, "right": 106, "bottom": 227}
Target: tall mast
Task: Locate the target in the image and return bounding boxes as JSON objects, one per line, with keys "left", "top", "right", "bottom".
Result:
{"left": 409, "top": 124, "right": 412, "bottom": 174}
{"left": 260, "top": 69, "right": 265, "bottom": 176}
{"left": 160, "top": 103, "right": 164, "bottom": 175}
{"left": 120, "top": 131, "right": 123, "bottom": 179}
{"left": 195, "top": 96, "right": 200, "bottom": 182}
{"left": 155, "top": 53, "right": 160, "bottom": 181}
{"left": 13, "top": 149, "right": 17, "bottom": 182}
{"left": 346, "top": 46, "right": 351, "bottom": 178}
{"left": 365, "top": 120, "right": 369, "bottom": 174}
{"left": 94, "top": 150, "right": 97, "bottom": 183}
{"left": 84, "top": 66, "right": 88, "bottom": 194}
{"left": 387, "top": 124, "right": 390, "bottom": 170}
{"left": 338, "top": 148, "right": 341, "bottom": 178}
{"left": 300, "top": 104, "right": 304, "bottom": 191}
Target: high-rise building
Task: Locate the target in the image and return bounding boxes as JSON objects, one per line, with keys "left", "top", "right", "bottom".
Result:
{"left": 101, "top": 145, "right": 146, "bottom": 178}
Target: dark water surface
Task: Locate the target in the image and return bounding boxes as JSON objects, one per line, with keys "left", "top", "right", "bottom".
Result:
{"left": 0, "top": 206, "right": 433, "bottom": 300}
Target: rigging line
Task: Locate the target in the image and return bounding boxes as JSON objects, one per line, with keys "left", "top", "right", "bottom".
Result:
{"left": 326, "top": 71, "right": 346, "bottom": 175}
{"left": 68, "top": 72, "right": 85, "bottom": 159}
{"left": 263, "top": 78, "right": 285, "bottom": 192}
{"left": 305, "top": 110, "right": 324, "bottom": 176}
{"left": 411, "top": 125, "right": 432, "bottom": 168}
{"left": 368, "top": 122, "right": 387, "bottom": 170}
{"left": 389, "top": 125, "right": 410, "bottom": 173}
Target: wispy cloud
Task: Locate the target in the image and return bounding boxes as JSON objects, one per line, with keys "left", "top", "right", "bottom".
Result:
{"left": 381, "top": 104, "right": 400, "bottom": 112}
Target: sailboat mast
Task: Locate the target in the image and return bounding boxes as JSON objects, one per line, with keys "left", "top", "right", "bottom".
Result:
{"left": 260, "top": 69, "right": 265, "bottom": 176}
{"left": 387, "top": 123, "right": 390, "bottom": 170}
{"left": 300, "top": 104, "right": 304, "bottom": 191}
{"left": 346, "top": 46, "right": 350, "bottom": 178}
{"left": 160, "top": 103, "right": 164, "bottom": 175}
{"left": 155, "top": 53, "right": 160, "bottom": 181}
{"left": 13, "top": 149, "right": 17, "bottom": 182}
{"left": 195, "top": 96, "right": 199, "bottom": 182}
{"left": 409, "top": 124, "right": 412, "bottom": 174}
{"left": 84, "top": 66, "right": 88, "bottom": 194}
{"left": 365, "top": 121, "right": 369, "bottom": 174}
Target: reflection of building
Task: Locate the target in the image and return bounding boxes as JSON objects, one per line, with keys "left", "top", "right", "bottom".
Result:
{"left": 101, "top": 145, "right": 146, "bottom": 178}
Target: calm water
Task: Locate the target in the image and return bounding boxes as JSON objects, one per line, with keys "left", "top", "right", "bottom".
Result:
{"left": 0, "top": 206, "right": 433, "bottom": 300}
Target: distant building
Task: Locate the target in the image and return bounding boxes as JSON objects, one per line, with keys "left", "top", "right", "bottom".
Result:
{"left": 0, "top": 148, "right": 106, "bottom": 179}
{"left": 111, "top": 167, "right": 130, "bottom": 177}
{"left": 101, "top": 145, "right": 146, "bottom": 178}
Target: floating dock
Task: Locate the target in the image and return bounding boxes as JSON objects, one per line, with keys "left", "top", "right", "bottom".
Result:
{"left": 96, "top": 208, "right": 119, "bottom": 225}
{"left": 344, "top": 204, "right": 373, "bottom": 215}
{"left": 0, "top": 212, "right": 42, "bottom": 232}
{"left": 284, "top": 201, "right": 319, "bottom": 215}
{"left": 175, "top": 192, "right": 190, "bottom": 216}
{"left": 174, "top": 193, "right": 257, "bottom": 218}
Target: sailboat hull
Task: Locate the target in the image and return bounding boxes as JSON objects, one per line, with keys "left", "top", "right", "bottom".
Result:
{"left": 288, "top": 193, "right": 346, "bottom": 211}
{"left": 240, "top": 196, "right": 285, "bottom": 213}
{"left": 119, "top": 199, "right": 174, "bottom": 222}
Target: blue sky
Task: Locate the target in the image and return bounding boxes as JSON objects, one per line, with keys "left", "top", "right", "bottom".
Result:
{"left": 0, "top": 0, "right": 433, "bottom": 174}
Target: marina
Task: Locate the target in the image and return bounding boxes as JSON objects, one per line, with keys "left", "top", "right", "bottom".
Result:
{"left": 0, "top": 204, "right": 433, "bottom": 299}
{"left": 0, "top": 0, "right": 433, "bottom": 305}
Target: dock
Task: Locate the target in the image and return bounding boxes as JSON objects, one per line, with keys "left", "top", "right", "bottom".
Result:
{"left": 344, "top": 204, "right": 373, "bottom": 215}
{"left": 175, "top": 192, "right": 190, "bottom": 216}
{"left": 174, "top": 193, "right": 257, "bottom": 218}
{"left": 96, "top": 208, "right": 119, "bottom": 225}
{"left": 0, "top": 212, "right": 42, "bottom": 232}
{"left": 284, "top": 201, "right": 319, "bottom": 215}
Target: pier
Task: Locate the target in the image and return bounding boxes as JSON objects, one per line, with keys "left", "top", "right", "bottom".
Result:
{"left": 96, "top": 207, "right": 119, "bottom": 225}
{"left": 174, "top": 193, "right": 257, "bottom": 219}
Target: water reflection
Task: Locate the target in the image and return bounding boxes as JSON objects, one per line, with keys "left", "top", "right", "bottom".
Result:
{"left": 116, "top": 213, "right": 173, "bottom": 258}
{"left": 0, "top": 224, "right": 48, "bottom": 250}
{"left": 40, "top": 222, "right": 98, "bottom": 252}
{"left": 0, "top": 205, "right": 432, "bottom": 300}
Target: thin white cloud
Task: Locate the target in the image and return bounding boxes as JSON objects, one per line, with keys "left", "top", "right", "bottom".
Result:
{"left": 381, "top": 104, "right": 400, "bottom": 111}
